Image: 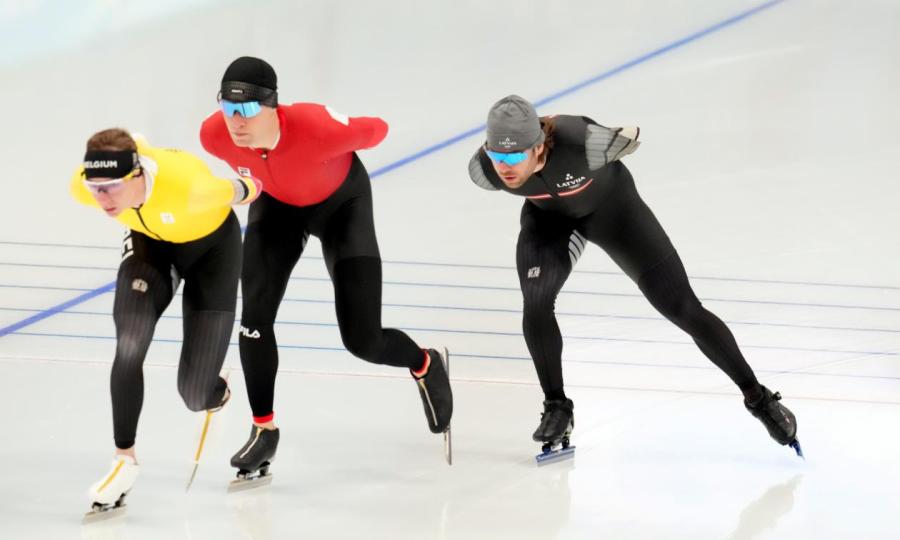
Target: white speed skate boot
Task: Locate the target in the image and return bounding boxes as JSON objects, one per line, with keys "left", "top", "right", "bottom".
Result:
{"left": 83, "top": 455, "right": 139, "bottom": 524}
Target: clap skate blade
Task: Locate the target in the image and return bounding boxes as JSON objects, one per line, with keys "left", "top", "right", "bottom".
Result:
{"left": 442, "top": 347, "right": 452, "bottom": 466}
{"left": 535, "top": 437, "right": 575, "bottom": 466}
{"left": 82, "top": 493, "right": 128, "bottom": 524}
{"left": 228, "top": 462, "right": 274, "bottom": 493}
{"left": 444, "top": 426, "right": 452, "bottom": 466}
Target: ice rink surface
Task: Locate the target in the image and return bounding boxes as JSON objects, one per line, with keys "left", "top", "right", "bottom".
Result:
{"left": 1, "top": 0, "right": 898, "bottom": 538}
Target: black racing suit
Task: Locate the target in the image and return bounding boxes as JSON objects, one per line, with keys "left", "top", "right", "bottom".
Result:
{"left": 239, "top": 154, "right": 428, "bottom": 421}
{"left": 469, "top": 115, "right": 760, "bottom": 401}
{"left": 112, "top": 211, "right": 240, "bottom": 448}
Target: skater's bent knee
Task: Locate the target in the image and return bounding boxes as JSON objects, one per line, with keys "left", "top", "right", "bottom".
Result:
{"left": 179, "top": 387, "right": 214, "bottom": 412}
{"left": 182, "top": 397, "right": 208, "bottom": 412}
{"left": 342, "top": 333, "right": 382, "bottom": 362}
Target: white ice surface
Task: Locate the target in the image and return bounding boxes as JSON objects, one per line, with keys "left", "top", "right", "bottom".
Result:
{"left": 1, "top": 1, "right": 898, "bottom": 538}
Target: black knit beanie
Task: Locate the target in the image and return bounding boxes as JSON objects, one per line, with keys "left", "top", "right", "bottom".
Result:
{"left": 220, "top": 56, "right": 278, "bottom": 106}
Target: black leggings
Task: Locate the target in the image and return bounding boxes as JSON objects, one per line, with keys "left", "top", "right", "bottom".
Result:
{"left": 516, "top": 167, "right": 759, "bottom": 400}
{"left": 111, "top": 211, "right": 240, "bottom": 448}
{"left": 239, "top": 154, "right": 424, "bottom": 419}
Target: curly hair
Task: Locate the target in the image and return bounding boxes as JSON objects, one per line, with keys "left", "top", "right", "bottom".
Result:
{"left": 536, "top": 117, "right": 556, "bottom": 161}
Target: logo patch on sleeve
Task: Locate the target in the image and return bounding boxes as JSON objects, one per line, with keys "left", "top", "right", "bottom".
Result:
{"left": 325, "top": 106, "right": 349, "bottom": 126}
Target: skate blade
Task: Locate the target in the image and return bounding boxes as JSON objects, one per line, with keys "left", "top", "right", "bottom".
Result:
{"left": 227, "top": 473, "right": 273, "bottom": 493}
{"left": 535, "top": 445, "right": 575, "bottom": 466}
{"left": 442, "top": 347, "right": 452, "bottom": 466}
{"left": 186, "top": 463, "right": 200, "bottom": 492}
{"left": 82, "top": 504, "right": 127, "bottom": 525}
{"left": 444, "top": 425, "right": 452, "bottom": 466}
{"left": 790, "top": 440, "right": 804, "bottom": 459}
{"left": 186, "top": 406, "right": 220, "bottom": 492}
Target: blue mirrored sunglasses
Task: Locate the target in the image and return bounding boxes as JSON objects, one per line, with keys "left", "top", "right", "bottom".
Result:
{"left": 485, "top": 149, "right": 528, "bottom": 166}
{"left": 220, "top": 99, "right": 262, "bottom": 118}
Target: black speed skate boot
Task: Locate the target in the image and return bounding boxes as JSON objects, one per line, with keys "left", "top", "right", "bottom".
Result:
{"left": 745, "top": 385, "right": 803, "bottom": 458}
{"left": 413, "top": 348, "right": 453, "bottom": 434}
{"left": 533, "top": 398, "right": 575, "bottom": 465}
{"left": 228, "top": 425, "right": 280, "bottom": 492}
{"left": 413, "top": 348, "right": 453, "bottom": 464}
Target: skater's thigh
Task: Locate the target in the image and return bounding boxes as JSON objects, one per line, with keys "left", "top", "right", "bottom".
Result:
{"left": 177, "top": 229, "right": 239, "bottom": 386}
{"left": 317, "top": 180, "right": 384, "bottom": 340}
{"left": 318, "top": 180, "right": 380, "bottom": 276}
{"left": 177, "top": 310, "right": 233, "bottom": 411}
{"left": 516, "top": 202, "right": 578, "bottom": 303}
{"left": 114, "top": 231, "right": 175, "bottom": 322}
{"left": 241, "top": 195, "right": 308, "bottom": 324}
{"left": 181, "top": 212, "right": 242, "bottom": 313}
{"left": 581, "top": 176, "right": 675, "bottom": 282}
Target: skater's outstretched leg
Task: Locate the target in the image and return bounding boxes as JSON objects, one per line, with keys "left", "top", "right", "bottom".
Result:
{"left": 633, "top": 254, "right": 803, "bottom": 455}
{"left": 325, "top": 254, "right": 454, "bottom": 434}
{"left": 329, "top": 256, "right": 428, "bottom": 368}
{"left": 635, "top": 252, "right": 761, "bottom": 399}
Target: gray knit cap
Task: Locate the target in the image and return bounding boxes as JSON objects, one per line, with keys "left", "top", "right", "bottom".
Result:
{"left": 486, "top": 95, "right": 545, "bottom": 152}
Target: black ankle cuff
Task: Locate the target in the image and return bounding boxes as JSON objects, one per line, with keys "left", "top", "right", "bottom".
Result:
{"left": 742, "top": 384, "right": 764, "bottom": 406}
{"left": 546, "top": 389, "right": 567, "bottom": 401}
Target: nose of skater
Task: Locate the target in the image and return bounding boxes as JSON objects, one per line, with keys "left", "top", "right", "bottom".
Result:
{"left": 224, "top": 113, "right": 255, "bottom": 145}
{"left": 225, "top": 112, "right": 248, "bottom": 130}
{"left": 496, "top": 160, "right": 523, "bottom": 183}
